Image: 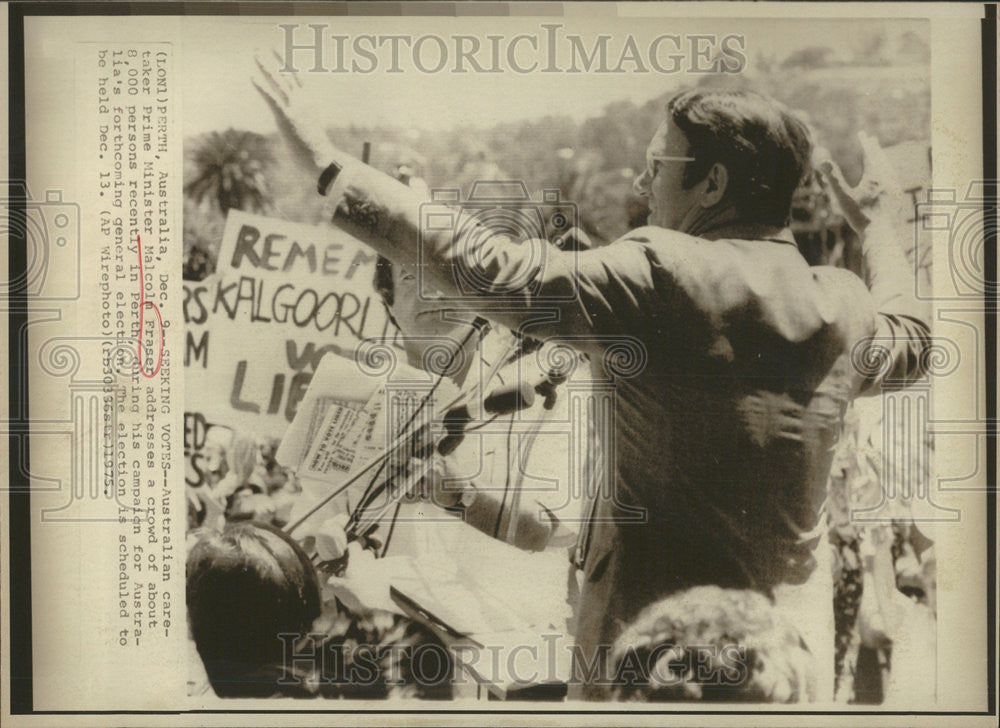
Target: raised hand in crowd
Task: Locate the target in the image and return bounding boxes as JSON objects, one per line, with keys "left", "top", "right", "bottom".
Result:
{"left": 815, "top": 131, "right": 911, "bottom": 242}
{"left": 251, "top": 50, "right": 341, "bottom": 176}
{"left": 212, "top": 433, "right": 259, "bottom": 500}
{"left": 816, "top": 130, "right": 927, "bottom": 323}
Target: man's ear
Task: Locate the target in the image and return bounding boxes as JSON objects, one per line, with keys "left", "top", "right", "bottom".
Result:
{"left": 700, "top": 163, "right": 729, "bottom": 207}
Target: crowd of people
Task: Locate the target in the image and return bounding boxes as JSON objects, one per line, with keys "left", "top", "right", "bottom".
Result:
{"left": 186, "top": 433, "right": 297, "bottom": 532}
{"left": 184, "top": 56, "right": 936, "bottom": 703}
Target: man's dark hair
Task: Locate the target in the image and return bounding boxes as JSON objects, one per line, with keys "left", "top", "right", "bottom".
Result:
{"left": 666, "top": 90, "right": 813, "bottom": 227}
{"left": 187, "top": 521, "right": 322, "bottom": 697}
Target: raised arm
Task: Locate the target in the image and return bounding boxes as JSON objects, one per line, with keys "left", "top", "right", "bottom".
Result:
{"left": 330, "top": 166, "right": 684, "bottom": 346}
{"left": 252, "top": 55, "right": 666, "bottom": 357}
{"left": 818, "top": 133, "right": 932, "bottom": 394}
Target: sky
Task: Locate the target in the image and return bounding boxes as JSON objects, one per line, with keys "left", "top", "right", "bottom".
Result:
{"left": 180, "top": 13, "right": 926, "bottom": 137}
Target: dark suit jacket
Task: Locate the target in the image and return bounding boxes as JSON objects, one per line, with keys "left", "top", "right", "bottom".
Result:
{"left": 333, "top": 173, "right": 931, "bottom": 699}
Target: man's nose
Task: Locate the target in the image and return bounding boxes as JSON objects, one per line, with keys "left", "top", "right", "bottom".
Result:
{"left": 633, "top": 168, "right": 651, "bottom": 197}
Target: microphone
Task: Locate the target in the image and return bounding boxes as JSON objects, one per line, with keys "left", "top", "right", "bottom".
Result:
{"left": 483, "top": 381, "right": 535, "bottom": 415}
{"left": 437, "top": 406, "right": 472, "bottom": 456}
{"left": 436, "top": 381, "right": 536, "bottom": 456}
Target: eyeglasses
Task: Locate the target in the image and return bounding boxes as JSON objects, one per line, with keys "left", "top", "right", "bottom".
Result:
{"left": 650, "top": 155, "right": 696, "bottom": 164}
{"left": 643, "top": 154, "right": 696, "bottom": 179}
{"left": 636, "top": 154, "right": 697, "bottom": 194}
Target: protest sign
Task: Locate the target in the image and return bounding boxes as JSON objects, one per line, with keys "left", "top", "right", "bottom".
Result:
{"left": 182, "top": 211, "right": 401, "bottom": 486}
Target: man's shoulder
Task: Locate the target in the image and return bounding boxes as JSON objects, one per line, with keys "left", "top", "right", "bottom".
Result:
{"left": 616, "top": 227, "right": 875, "bottom": 339}
{"left": 615, "top": 226, "right": 809, "bottom": 300}
{"left": 612, "top": 225, "right": 757, "bottom": 286}
{"left": 616, "top": 225, "right": 705, "bottom": 254}
{"left": 618, "top": 225, "right": 800, "bottom": 267}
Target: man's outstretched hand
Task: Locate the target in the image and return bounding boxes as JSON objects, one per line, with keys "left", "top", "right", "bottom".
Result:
{"left": 251, "top": 50, "right": 340, "bottom": 176}
{"left": 815, "top": 131, "right": 910, "bottom": 239}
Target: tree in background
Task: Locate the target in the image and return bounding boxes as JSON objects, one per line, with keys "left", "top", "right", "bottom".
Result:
{"left": 183, "top": 129, "right": 274, "bottom": 280}
{"left": 185, "top": 129, "right": 273, "bottom": 215}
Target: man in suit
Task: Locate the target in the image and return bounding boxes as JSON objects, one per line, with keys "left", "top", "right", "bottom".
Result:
{"left": 254, "top": 66, "right": 931, "bottom": 700}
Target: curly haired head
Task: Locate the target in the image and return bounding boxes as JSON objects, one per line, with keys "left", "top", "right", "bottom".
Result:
{"left": 610, "top": 585, "right": 816, "bottom": 702}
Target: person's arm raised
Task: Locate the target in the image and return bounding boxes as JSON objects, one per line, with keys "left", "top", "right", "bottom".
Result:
{"left": 818, "top": 132, "right": 932, "bottom": 394}
{"left": 252, "top": 53, "right": 661, "bottom": 355}
{"left": 252, "top": 50, "right": 347, "bottom": 177}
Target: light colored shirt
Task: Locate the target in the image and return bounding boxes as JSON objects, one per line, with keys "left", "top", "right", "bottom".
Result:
{"left": 441, "top": 328, "right": 588, "bottom": 552}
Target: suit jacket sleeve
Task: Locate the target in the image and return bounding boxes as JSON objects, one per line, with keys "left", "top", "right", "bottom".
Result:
{"left": 327, "top": 164, "right": 931, "bottom": 382}
{"left": 853, "top": 217, "right": 933, "bottom": 395}
{"left": 329, "top": 168, "right": 680, "bottom": 356}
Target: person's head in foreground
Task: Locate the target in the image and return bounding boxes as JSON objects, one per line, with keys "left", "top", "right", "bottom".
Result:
{"left": 633, "top": 89, "right": 812, "bottom": 234}
{"left": 187, "top": 521, "right": 321, "bottom": 697}
{"left": 609, "top": 586, "right": 816, "bottom": 702}
{"left": 373, "top": 254, "right": 481, "bottom": 377}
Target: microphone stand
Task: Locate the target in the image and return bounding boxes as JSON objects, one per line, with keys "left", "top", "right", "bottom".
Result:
{"left": 351, "top": 325, "right": 524, "bottom": 552}
{"left": 284, "top": 321, "right": 483, "bottom": 537}
{"left": 286, "top": 146, "right": 489, "bottom": 541}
